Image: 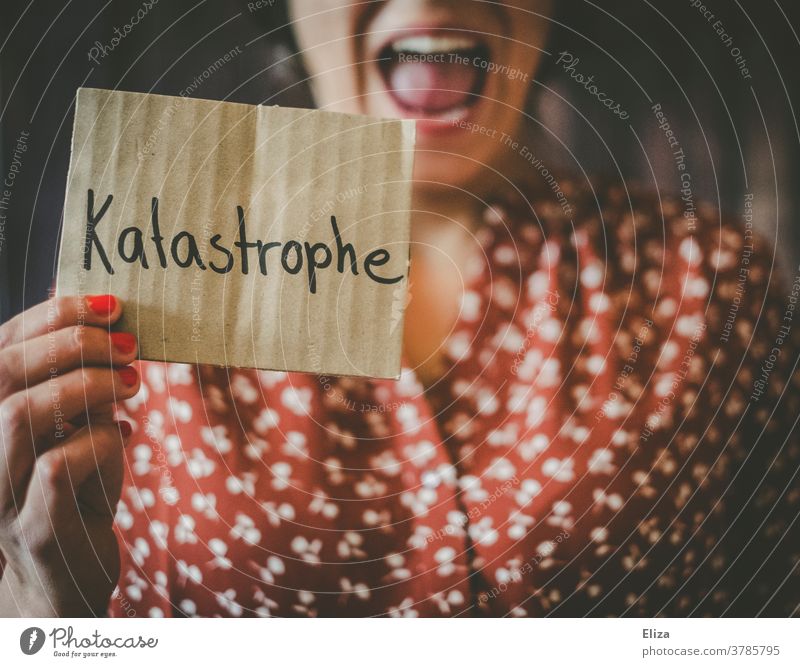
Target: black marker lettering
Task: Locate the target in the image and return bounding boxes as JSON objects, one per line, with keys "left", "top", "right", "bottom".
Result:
{"left": 84, "top": 189, "right": 114, "bottom": 274}
{"left": 331, "top": 216, "right": 358, "bottom": 275}
{"left": 118, "top": 226, "right": 149, "bottom": 267}
{"left": 171, "top": 231, "right": 207, "bottom": 269}
{"left": 209, "top": 234, "right": 234, "bottom": 273}
{"left": 234, "top": 206, "right": 258, "bottom": 275}
{"left": 149, "top": 197, "right": 168, "bottom": 268}
{"left": 304, "top": 241, "right": 333, "bottom": 294}
{"left": 281, "top": 241, "right": 303, "bottom": 274}
{"left": 79, "top": 193, "right": 406, "bottom": 294}
{"left": 257, "top": 241, "right": 281, "bottom": 275}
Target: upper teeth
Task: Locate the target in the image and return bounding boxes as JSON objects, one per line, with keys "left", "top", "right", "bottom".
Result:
{"left": 391, "top": 35, "right": 479, "bottom": 55}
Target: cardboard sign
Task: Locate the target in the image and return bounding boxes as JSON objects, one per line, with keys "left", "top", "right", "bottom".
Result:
{"left": 56, "top": 88, "right": 415, "bottom": 379}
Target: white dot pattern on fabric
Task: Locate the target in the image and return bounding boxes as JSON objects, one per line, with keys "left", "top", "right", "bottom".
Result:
{"left": 110, "top": 182, "right": 800, "bottom": 617}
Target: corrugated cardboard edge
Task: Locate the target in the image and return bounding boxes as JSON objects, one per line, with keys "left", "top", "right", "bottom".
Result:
{"left": 56, "top": 88, "right": 417, "bottom": 381}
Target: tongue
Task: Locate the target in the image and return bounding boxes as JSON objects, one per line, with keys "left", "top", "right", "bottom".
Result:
{"left": 388, "top": 59, "right": 479, "bottom": 112}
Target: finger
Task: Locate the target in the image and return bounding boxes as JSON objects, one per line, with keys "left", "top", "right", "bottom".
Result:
{"left": 0, "top": 366, "right": 139, "bottom": 510}
{"left": 19, "top": 420, "right": 130, "bottom": 543}
{"left": 0, "top": 294, "right": 122, "bottom": 349}
{"left": 0, "top": 326, "right": 137, "bottom": 395}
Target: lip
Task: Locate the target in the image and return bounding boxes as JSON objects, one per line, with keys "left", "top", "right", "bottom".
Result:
{"left": 369, "top": 25, "right": 493, "bottom": 136}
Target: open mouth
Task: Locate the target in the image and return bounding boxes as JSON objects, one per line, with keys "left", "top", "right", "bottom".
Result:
{"left": 378, "top": 34, "right": 490, "bottom": 118}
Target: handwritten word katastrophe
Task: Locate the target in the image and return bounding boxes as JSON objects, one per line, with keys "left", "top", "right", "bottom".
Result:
{"left": 82, "top": 190, "right": 403, "bottom": 294}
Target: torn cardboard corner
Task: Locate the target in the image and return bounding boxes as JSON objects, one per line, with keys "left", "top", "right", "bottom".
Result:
{"left": 56, "top": 87, "right": 416, "bottom": 379}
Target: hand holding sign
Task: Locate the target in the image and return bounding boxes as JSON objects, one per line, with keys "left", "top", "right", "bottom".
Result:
{"left": 83, "top": 195, "right": 402, "bottom": 294}
{"left": 57, "top": 88, "right": 416, "bottom": 378}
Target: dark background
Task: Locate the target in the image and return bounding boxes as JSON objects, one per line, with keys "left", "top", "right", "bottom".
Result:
{"left": 2, "top": 0, "right": 799, "bottom": 321}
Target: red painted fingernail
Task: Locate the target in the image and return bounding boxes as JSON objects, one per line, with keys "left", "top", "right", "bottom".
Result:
{"left": 87, "top": 294, "right": 117, "bottom": 316}
{"left": 118, "top": 420, "right": 133, "bottom": 438}
{"left": 110, "top": 332, "right": 137, "bottom": 355}
{"left": 117, "top": 366, "right": 138, "bottom": 387}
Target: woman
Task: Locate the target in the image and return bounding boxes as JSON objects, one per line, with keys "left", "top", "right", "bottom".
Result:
{"left": 1, "top": 0, "right": 798, "bottom": 617}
